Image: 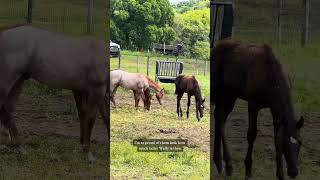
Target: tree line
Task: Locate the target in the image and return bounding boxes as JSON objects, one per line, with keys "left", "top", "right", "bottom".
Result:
{"left": 111, "top": 0, "right": 209, "bottom": 60}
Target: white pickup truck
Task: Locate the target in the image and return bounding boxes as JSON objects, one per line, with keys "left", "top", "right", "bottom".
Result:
{"left": 110, "top": 40, "right": 120, "bottom": 57}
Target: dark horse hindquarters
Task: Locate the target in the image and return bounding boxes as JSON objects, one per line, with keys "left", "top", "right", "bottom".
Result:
{"left": 212, "top": 39, "right": 304, "bottom": 179}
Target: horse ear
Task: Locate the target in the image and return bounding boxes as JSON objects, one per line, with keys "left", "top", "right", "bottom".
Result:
{"left": 202, "top": 98, "right": 205, "bottom": 103}
{"left": 296, "top": 116, "right": 304, "bottom": 129}
{"left": 161, "top": 88, "right": 164, "bottom": 92}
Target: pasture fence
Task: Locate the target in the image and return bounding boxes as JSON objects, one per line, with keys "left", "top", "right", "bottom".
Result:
{"left": 229, "top": 0, "right": 320, "bottom": 46}
{"left": 112, "top": 54, "right": 210, "bottom": 79}
{"left": 0, "top": 0, "right": 106, "bottom": 39}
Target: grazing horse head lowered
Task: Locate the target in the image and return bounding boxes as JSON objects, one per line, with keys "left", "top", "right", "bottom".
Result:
{"left": 110, "top": 70, "right": 164, "bottom": 111}
{"left": 0, "top": 24, "right": 109, "bottom": 161}
{"left": 175, "top": 74, "right": 205, "bottom": 121}
{"left": 212, "top": 38, "right": 304, "bottom": 179}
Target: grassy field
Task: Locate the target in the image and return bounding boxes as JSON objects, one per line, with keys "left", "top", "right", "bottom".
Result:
{"left": 110, "top": 54, "right": 211, "bottom": 179}
{"left": 110, "top": 41, "right": 320, "bottom": 180}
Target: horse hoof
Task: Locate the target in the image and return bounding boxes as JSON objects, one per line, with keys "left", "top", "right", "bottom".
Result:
{"left": 87, "top": 152, "right": 96, "bottom": 163}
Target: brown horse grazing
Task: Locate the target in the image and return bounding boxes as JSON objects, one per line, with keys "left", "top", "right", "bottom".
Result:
{"left": 110, "top": 69, "right": 164, "bottom": 110}
{"left": 0, "top": 24, "right": 108, "bottom": 161}
{"left": 175, "top": 74, "right": 205, "bottom": 121}
{"left": 212, "top": 39, "right": 304, "bottom": 180}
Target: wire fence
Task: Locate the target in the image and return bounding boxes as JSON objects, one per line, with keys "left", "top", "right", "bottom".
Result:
{"left": 110, "top": 54, "right": 210, "bottom": 78}
{"left": 0, "top": 0, "right": 106, "bottom": 38}
{"left": 231, "top": 0, "right": 320, "bottom": 46}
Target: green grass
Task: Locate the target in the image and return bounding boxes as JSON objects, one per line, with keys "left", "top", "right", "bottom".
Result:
{"left": 0, "top": 135, "right": 107, "bottom": 179}
{"left": 111, "top": 101, "right": 210, "bottom": 179}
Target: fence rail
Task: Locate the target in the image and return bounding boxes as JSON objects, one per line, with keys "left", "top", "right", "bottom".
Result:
{"left": 0, "top": 0, "right": 106, "bottom": 38}
{"left": 111, "top": 54, "right": 210, "bottom": 78}
{"left": 230, "top": 0, "right": 320, "bottom": 46}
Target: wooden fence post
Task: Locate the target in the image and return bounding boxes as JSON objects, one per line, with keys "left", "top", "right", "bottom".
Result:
{"left": 147, "top": 56, "right": 150, "bottom": 76}
{"left": 196, "top": 58, "right": 198, "bottom": 75}
{"left": 302, "top": 0, "right": 310, "bottom": 46}
{"left": 118, "top": 55, "right": 121, "bottom": 69}
{"left": 87, "top": 0, "right": 94, "bottom": 34}
{"left": 27, "top": 0, "right": 34, "bottom": 23}
{"left": 136, "top": 55, "right": 139, "bottom": 72}
{"left": 204, "top": 61, "right": 208, "bottom": 76}
{"left": 277, "top": 0, "right": 283, "bottom": 45}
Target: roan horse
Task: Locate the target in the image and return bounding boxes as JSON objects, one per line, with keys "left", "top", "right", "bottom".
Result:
{"left": 110, "top": 69, "right": 164, "bottom": 110}
{"left": 175, "top": 74, "right": 205, "bottom": 121}
{"left": 212, "top": 39, "right": 304, "bottom": 180}
{"left": 0, "top": 24, "right": 108, "bottom": 161}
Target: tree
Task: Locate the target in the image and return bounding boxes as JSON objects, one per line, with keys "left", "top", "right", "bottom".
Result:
{"left": 174, "top": 8, "right": 210, "bottom": 58}
{"left": 111, "top": 0, "right": 175, "bottom": 50}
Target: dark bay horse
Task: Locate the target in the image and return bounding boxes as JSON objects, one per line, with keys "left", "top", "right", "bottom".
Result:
{"left": 212, "top": 39, "right": 304, "bottom": 179}
{"left": 175, "top": 74, "right": 205, "bottom": 121}
{"left": 0, "top": 24, "right": 108, "bottom": 161}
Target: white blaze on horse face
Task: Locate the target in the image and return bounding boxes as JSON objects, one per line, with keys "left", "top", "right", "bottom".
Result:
{"left": 290, "top": 136, "right": 298, "bottom": 144}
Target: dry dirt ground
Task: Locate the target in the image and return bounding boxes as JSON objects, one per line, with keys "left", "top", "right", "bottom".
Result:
{"left": 9, "top": 95, "right": 107, "bottom": 143}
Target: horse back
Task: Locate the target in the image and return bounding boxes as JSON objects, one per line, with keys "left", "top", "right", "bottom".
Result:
{"left": 213, "top": 39, "right": 290, "bottom": 103}
{"left": 0, "top": 25, "right": 107, "bottom": 90}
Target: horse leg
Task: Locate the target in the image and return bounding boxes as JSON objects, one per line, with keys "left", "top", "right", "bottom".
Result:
{"left": 143, "top": 88, "right": 151, "bottom": 111}
{"left": 82, "top": 88, "right": 104, "bottom": 162}
{"left": 176, "top": 93, "right": 183, "bottom": 119}
{"left": 221, "top": 97, "right": 236, "bottom": 176}
{"left": 214, "top": 96, "right": 236, "bottom": 176}
{"left": 0, "top": 76, "right": 25, "bottom": 146}
{"left": 73, "top": 90, "right": 85, "bottom": 145}
{"left": 244, "top": 102, "right": 259, "bottom": 179}
{"left": 133, "top": 90, "right": 139, "bottom": 109}
{"left": 271, "top": 107, "right": 285, "bottom": 180}
{"left": 137, "top": 89, "right": 146, "bottom": 111}
{"left": 110, "top": 85, "right": 118, "bottom": 107}
{"left": 186, "top": 94, "right": 191, "bottom": 119}
{"left": 195, "top": 96, "right": 200, "bottom": 120}
{"left": 98, "top": 86, "right": 109, "bottom": 141}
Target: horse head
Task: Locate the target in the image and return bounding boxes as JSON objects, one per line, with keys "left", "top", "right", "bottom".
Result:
{"left": 197, "top": 98, "right": 205, "bottom": 121}
{"left": 155, "top": 88, "right": 165, "bottom": 105}
{"left": 283, "top": 116, "right": 304, "bottom": 178}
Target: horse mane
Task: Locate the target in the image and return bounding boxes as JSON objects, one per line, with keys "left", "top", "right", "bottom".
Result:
{"left": 264, "top": 44, "right": 296, "bottom": 131}
{"left": 144, "top": 75, "right": 162, "bottom": 91}
{"left": 192, "top": 78, "right": 203, "bottom": 104}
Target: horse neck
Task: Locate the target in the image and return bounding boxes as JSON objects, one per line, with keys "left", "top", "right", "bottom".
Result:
{"left": 272, "top": 80, "right": 296, "bottom": 134}
{"left": 193, "top": 84, "right": 203, "bottom": 104}
{"left": 145, "top": 76, "right": 161, "bottom": 92}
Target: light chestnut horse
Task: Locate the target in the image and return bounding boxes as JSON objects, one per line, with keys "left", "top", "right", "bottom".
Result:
{"left": 0, "top": 24, "right": 108, "bottom": 161}
{"left": 110, "top": 69, "right": 164, "bottom": 110}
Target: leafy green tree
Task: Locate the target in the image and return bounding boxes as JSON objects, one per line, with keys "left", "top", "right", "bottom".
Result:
{"left": 111, "top": 0, "right": 175, "bottom": 50}
{"left": 174, "top": 8, "right": 210, "bottom": 58}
